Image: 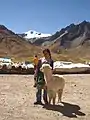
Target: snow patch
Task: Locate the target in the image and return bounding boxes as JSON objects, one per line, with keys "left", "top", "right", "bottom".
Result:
{"left": 24, "top": 30, "right": 51, "bottom": 39}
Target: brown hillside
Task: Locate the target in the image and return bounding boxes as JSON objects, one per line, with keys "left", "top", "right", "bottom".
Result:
{"left": 0, "top": 35, "right": 42, "bottom": 61}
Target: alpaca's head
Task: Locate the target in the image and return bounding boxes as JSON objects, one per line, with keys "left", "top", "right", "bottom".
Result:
{"left": 40, "top": 63, "right": 52, "bottom": 72}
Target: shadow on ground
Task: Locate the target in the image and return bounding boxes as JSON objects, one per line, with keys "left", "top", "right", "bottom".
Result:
{"left": 43, "top": 102, "right": 86, "bottom": 118}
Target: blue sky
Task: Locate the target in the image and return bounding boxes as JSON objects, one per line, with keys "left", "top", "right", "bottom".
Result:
{"left": 0, "top": 0, "right": 90, "bottom": 34}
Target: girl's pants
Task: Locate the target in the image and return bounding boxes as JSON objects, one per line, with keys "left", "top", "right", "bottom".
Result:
{"left": 36, "top": 88, "right": 48, "bottom": 102}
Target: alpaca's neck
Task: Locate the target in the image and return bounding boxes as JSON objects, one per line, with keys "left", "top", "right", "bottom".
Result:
{"left": 44, "top": 69, "right": 53, "bottom": 83}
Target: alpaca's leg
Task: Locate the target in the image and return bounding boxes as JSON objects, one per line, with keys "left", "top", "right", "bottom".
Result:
{"left": 52, "top": 92, "right": 56, "bottom": 105}
{"left": 57, "top": 89, "right": 63, "bottom": 103}
{"left": 53, "top": 97, "right": 55, "bottom": 105}
{"left": 47, "top": 91, "right": 52, "bottom": 104}
{"left": 48, "top": 96, "right": 52, "bottom": 104}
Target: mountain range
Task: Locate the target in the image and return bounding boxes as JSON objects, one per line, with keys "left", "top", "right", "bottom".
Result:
{"left": 0, "top": 20, "right": 90, "bottom": 62}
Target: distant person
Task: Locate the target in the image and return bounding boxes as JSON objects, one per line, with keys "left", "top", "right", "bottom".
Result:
{"left": 33, "top": 55, "right": 39, "bottom": 87}
{"left": 34, "top": 49, "right": 54, "bottom": 105}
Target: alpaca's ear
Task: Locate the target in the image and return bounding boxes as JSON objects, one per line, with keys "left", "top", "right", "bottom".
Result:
{"left": 49, "top": 66, "right": 52, "bottom": 70}
{"left": 40, "top": 67, "right": 43, "bottom": 72}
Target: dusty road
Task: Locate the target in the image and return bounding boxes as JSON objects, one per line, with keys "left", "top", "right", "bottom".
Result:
{"left": 0, "top": 74, "right": 90, "bottom": 120}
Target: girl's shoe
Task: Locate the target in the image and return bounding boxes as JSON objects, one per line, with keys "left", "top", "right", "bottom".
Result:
{"left": 34, "top": 101, "right": 43, "bottom": 105}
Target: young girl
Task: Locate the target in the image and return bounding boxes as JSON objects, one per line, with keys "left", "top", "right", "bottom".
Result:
{"left": 34, "top": 49, "right": 53, "bottom": 105}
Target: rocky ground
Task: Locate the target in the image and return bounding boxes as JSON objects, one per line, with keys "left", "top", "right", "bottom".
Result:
{"left": 0, "top": 74, "right": 90, "bottom": 120}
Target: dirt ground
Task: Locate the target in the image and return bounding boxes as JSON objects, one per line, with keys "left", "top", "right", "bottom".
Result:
{"left": 0, "top": 74, "right": 90, "bottom": 120}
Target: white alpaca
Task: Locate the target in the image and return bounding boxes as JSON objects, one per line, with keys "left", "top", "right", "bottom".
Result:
{"left": 40, "top": 63, "right": 65, "bottom": 105}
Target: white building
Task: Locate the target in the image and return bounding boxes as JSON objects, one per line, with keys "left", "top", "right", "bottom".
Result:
{"left": 0, "top": 58, "right": 12, "bottom": 63}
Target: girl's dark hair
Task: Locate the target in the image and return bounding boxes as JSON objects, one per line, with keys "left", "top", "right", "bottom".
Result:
{"left": 43, "top": 48, "right": 51, "bottom": 58}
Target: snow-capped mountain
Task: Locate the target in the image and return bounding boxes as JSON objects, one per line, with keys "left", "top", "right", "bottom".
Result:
{"left": 24, "top": 30, "right": 51, "bottom": 39}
